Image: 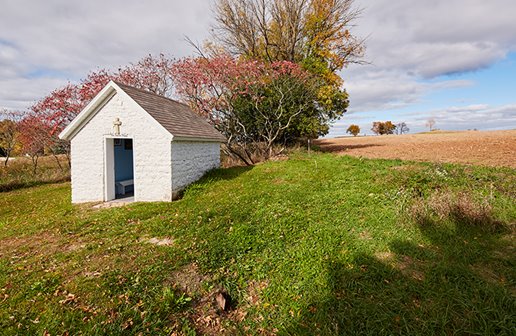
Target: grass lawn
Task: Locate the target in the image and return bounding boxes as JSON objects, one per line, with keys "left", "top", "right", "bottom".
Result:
{"left": 0, "top": 153, "right": 514, "bottom": 335}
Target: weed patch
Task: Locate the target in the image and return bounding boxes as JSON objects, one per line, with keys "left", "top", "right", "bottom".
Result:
{"left": 0, "top": 155, "right": 70, "bottom": 192}
{"left": 410, "top": 190, "right": 510, "bottom": 233}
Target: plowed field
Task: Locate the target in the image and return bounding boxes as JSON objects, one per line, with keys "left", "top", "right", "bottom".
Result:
{"left": 316, "top": 130, "right": 516, "bottom": 168}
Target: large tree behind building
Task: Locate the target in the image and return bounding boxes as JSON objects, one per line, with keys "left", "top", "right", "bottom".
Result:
{"left": 27, "top": 1, "right": 364, "bottom": 166}
{"left": 171, "top": 55, "right": 322, "bottom": 164}
{"left": 213, "top": 0, "right": 364, "bottom": 65}
{"left": 211, "top": 0, "right": 365, "bottom": 136}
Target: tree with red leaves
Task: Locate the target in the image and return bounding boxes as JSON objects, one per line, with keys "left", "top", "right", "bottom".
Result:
{"left": 31, "top": 84, "right": 81, "bottom": 136}
{"left": 29, "top": 54, "right": 176, "bottom": 163}
{"left": 171, "top": 54, "right": 322, "bottom": 163}
{"left": 116, "top": 53, "right": 175, "bottom": 97}
{"left": 17, "top": 116, "right": 49, "bottom": 173}
{"left": 78, "top": 54, "right": 175, "bottom": 103}
{"left": 29, "top": 53, "right": 330, "bottom": 165}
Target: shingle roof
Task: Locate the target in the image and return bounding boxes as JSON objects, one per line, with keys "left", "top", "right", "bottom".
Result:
{"left": 115, "top": 82, "right": 225, "bottom": 142}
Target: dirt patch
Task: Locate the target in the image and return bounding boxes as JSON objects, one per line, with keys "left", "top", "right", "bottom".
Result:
{"left": 167, "top": 264, "right": 272, "bottom": 335}
{"left": 315, "top": 130, "right": 516, "bottom": 168}
{"left": 495, "top": 234, "right": 516, "bottom": 260}
{"left": 470, "top": 263, "right": 508, "bottom": 287}
{"left": 395, "top": 255, "right": 426, "bottom": 281}
{"left": 191, "top": 290, "right": 241, "bottom": 335}
{"left": 0, "top": 231, "right": 149, "bottom": 284}
{"left": 0, "top": 231, "right": 91, "bottom": 258}
{"left": 268, "top": 154, "right": 289, "bottom": 162}
{"left": 168, "top": 263, "right": 208, "bottom": 296}
{"left": 410, "top": 191, "right": 508, "bottom": 233}
{"left": 374, "top": 251, "right": 394, "bottom": 261}
{"left": 167, "top": 264, "right": 230, "bottom": 335}
{"left": 272, "top": 178, "right": 286, "bottom": 185}
{"left": 374, "top": 251, "right": 426, "bottom": 281}
{"left": 0, "top": 231, "right": 65, "bottom": 258}
{"left": 245, "top": 280, "right": 269, "bottom": 307}
{"left": 143, "top": 237, "right": 174, "bottom": 246}
{"left": 358, "top": 230, "right": 372, "bottom": 240}
{"left": 390, "top": 164, "right": 423, "bottom": 172}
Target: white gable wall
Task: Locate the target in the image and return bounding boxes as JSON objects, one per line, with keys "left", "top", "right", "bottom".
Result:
{"left": 70, "top": 92, "right": 173, "bottom": 203}
{"left": 171, "top": 141, "right": 220, "bottom": 197}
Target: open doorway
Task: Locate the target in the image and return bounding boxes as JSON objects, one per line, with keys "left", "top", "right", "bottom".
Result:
{"left": 113, "top": 138, "right": 134, "bottom": 200}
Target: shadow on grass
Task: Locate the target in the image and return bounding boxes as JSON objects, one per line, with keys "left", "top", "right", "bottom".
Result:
{"left": 197, "top": 165, "right": 254, "bottom": 185}
{"left": 317, "top": 143, "right": 384, "bottom": 153}
{"left": 283, "top": 211, "right": 515, "bottom": 335}
{"left": 178, "top": 165, "right": 254, "bottom": 200}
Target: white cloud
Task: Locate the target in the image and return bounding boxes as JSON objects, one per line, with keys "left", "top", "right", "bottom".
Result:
{"left": 0, "top": 77, "right": 66, "bottom": 111}
{"left": 0, "top": 0, "right": 212, "bottom": 74}
{"left": 384, "top": 42, "right": 505, "bottom": 78}
{"left": 340, "top": 0, "right": 516, "bottom": 114}
{"left": 412, "top": 104, "right": 516, "bottom": 129}
{"left": 344, "top": 68, "right": 473, "bottom": 112}
{"left": 0, "top": 0, "right": 212, "bottom": 110}
{"left": 0, "top": 42, "right": 27, "bottom": 78}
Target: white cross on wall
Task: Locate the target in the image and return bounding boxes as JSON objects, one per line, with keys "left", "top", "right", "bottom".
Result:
{"left": 113, "top": 118, "right": 122, "bottom": 135}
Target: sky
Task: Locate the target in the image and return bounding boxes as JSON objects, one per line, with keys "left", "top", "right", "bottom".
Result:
{"left": 1, "top": 0, "right": 515, "bottom": 136}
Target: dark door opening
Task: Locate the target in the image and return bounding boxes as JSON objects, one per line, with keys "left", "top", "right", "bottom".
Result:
{"left": 114, "top": 138, "right": 134, "bottom": 199}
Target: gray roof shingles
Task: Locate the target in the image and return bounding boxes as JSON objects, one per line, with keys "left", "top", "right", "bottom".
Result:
{"left": 115, "top": 82, "right": 225, "bottom": 142}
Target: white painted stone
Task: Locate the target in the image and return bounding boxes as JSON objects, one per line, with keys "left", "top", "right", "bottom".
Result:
{"left": 70, "top": 93, "right": 173, "bottom": 203}
{"left": 171, "top": 141, "right": 220, "bottom": 194}
{"left": 68, "top": 87, "right": 221, "bottom": 204}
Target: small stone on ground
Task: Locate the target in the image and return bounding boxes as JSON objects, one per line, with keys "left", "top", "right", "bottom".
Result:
{"left": 145, "top": 237, "right": 174, "bottom": 246}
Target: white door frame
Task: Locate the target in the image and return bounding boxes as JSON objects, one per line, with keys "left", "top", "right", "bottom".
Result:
{"left": 104, "top": 136, "right": 135, "bottom": 201}
{"left": 104, "top": 137, "right": 115, "bottom": 201}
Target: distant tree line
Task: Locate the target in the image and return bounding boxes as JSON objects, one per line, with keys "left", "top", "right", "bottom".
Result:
{"left": 341, "top": 121, "right": 411, "bottom": 137}
{"left": 371, "top": 121, "right": 410, "bottom": 135}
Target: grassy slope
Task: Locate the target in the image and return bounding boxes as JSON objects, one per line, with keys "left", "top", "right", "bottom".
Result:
{"left": 0, "top": 153, "right": 514, "bottom": 335}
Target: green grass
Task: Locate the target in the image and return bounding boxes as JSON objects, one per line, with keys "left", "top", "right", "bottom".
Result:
{"left": 0, "top": 153, "right": 514, "bottom": 335}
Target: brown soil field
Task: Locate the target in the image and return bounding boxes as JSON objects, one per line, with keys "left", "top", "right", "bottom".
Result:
{"left": 315, "top": 130, "right": 516, "bottom": 168}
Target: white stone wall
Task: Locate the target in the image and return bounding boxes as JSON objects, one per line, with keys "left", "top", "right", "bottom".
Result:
{"left": 171, "top": 141, "right": 220, "bottom": 195}
{"left": 70, "top": 92, "right": 173, "bottom": 203}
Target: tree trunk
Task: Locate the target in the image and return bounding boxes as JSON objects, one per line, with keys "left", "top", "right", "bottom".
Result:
{"left": 31, "top": 155, "right": 39, "bottom": 175}
{"left": 3, "top": 152, "right": 9, "bottom": 167}
{"left": 223, "top": 144, "right": 254, "bottom": 166}
{"left": 50, "top": 151, "right": 64, "bottom": 172}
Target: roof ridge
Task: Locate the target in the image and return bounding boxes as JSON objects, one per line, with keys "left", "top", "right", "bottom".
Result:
{"left": 112, "top": 81, "right": 225, "bottom": 142}
{"left": 113, "top": 81, "right": 192, "bottom": 109}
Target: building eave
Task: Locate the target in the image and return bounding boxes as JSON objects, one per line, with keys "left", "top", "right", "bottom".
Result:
{"left": 172, "top": 135, "right": 226, "bottom": 143}
{"left": 58, "top": 82, "right": 118, "bottom": 141}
